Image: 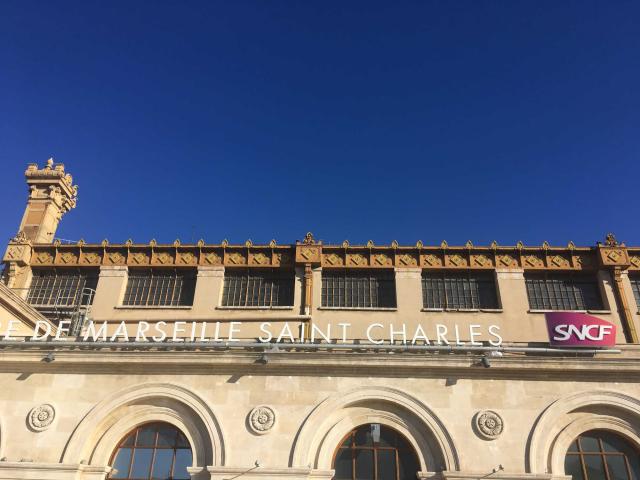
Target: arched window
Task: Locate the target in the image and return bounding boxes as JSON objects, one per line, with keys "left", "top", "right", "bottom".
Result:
{"left": 333, "top": 424, "right": 419, "bottom": 480}
{"left": 108, "top": 422, "right": 192, "bottom": 480}
{"left": 565, "top": 430, "right": 640, "bottom": 480}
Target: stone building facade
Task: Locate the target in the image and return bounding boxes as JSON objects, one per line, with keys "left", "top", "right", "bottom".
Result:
{"left": 0, "top": 160, "right": 639, "bottom": 480}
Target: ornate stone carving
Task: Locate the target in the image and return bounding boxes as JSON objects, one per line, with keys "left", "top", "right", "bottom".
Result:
{"left": 248, "top": 405, "right": 276, "bottom": 435}
{"left": 28, "top": 404, "right": 55, "bottom": 432}
{"left": 34, "top": 251, "right": 54, "bottom": 264}
{"left": 251, "top": 252, "right": 270, "bottom": 265}
{"left": 59, "top": 252, "right": 78, "bottom": 264}
{"left": 203, "top": 252, "right": 222, "bottom": 265}
{"left": 348, "top": 253, "right": 367, "bottom": 266}
{"left": 474, "top": 410, "right": 503, "bottom": 440}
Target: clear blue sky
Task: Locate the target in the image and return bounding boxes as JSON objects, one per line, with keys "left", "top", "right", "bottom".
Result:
{"left": 1, "top": 1, "right": 638, "bottom": 247}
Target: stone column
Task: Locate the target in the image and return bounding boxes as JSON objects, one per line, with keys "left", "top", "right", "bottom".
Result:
{"left": 495, "top": 269, "right": 526, "bottom": 311}
{"left": 192, "top": 266, "right": 224, "bottom": 314}
{"left": 395, "top": 268, "right": 422, "bottom": 313}
{"left": 90, "top": 266, "right": 128, "bottom": 318}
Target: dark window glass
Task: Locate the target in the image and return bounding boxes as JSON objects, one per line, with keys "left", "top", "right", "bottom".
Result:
{"left": 123, "top": 269, "right": 196, "bottom": 307}
{"left": 322, "top": 270, "right": 396, "bottom": 309}
{"left": 565, "top": 430, "right": 640, "bottom": 480}
{"left": 108, "top": 422, "right": 192, "bottom": 480}
{"left": 630, "top": 275, "right": 640, "bottom": 311}
{"left": 332, "top": 424, "right": 420, "bottom": 480}
{"left": 27, "top": 268, "right": 98, "bottom": 307}
{"left": 421, "top": 271, "right": 498, "bottom": 309}
{"left": 525, "top": 273, "right": 603, "bottom": 310}
{"left": 222, "top": 268, "right": 294, "bottom": 307}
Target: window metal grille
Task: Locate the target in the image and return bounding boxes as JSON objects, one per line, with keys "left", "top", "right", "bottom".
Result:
{"left": 564, "top": 430, "right": 640, "bottom": 480}
{"left": 321, "top": 270, "right": 396, "bottom": 308}
{"left": 109, "top": 422, "right": 192, "bottom": 480}
{"left": 525, "top": 273, "right": 603, "bottom": 310}
{"left": 222, "top": 269, "right": 294, "bottom": 307}
{"left": 27, "top": 268, "right": 98, "bottom": 307}
{"left": 421, "top": 271, "right": 498, "bottom": 309}
{"left": 123, "top": 269, "right": 196, "bottom": 307}
{"left": 630, "top": 275, "right": 640, "bottom": 310}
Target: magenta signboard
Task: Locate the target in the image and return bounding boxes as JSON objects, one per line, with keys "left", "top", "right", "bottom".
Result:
{"left": 545, "top": 312, "right": 616, "bottom": 348}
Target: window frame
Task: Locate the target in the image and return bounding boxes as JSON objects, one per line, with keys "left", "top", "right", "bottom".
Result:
{"left": 564, "top": 429, "right": 640, "bottom": 480}
{"left": 122, "top": 268, "right": 196, "bottom": 307}
{"left": 525, "top": 272, "right": 604, "bottom": 311}
{"left": 629, "top": 274, "right": 640, "bottom": 312}
{"left": 27, "top": 267, "right": 98, "bottom": 308}
{"left": 331, "top": 424, "right": 420, "bottom": 480}
{"left": 421, "top": 270, "right": 499, "bottom": 310}
{"left": 108, "top": 422, "right": 192, "bottom": 480}
{"left": 320, "top": 269, "right": 397, "bottom": 310}
{"left": 221, "top": 268, "right": 295, "bottom": 308}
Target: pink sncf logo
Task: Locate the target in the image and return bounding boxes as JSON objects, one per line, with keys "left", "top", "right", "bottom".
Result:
{"left": 545, "top": 312, "right": 616, "bottom": 348}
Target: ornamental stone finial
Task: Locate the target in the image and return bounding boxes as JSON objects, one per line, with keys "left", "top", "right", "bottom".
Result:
{"left": 302, "top": 232, "right": 315, "bottom": 245}
{"left": 605, "top": 233, "right": 618, "bottom": 247}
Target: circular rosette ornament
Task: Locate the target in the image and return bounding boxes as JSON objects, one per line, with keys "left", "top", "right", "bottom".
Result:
{"left": 248, "top": 405, "right": 276, "bottom": 435}
{"left": 28, "top": 404, "right": 56, "bottom": 432}
{"left": 474, "top": 410, "right": 504, "bottom": 440}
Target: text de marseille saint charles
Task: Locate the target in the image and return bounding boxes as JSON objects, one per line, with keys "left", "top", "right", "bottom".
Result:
{"left": 1, "top": 320, "right": 504, "bottom": 346}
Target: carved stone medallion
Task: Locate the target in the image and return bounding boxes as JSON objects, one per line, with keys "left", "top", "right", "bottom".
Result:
{"left": 248, "top": 405, "right": 276, "bottom": 435}
{"left": 474, "top": 410, "right": 503, "bottom": 440}
{"left": 28, "top": 404, "right": 56, "bottom": 431}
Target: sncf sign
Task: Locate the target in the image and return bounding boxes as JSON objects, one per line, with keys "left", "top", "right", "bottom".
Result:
{"left": 545, "top": 312, "right": 616, "bottom": 348}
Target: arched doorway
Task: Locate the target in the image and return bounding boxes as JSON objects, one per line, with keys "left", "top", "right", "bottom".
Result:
{"left": 108, "top": 422, "right": 192, "bottom": 480}
{"left": 332, "top": 424, "right": 420, "bottom": 480}
{"left": 565, "top": 430, "right": 640, "bottom": 480}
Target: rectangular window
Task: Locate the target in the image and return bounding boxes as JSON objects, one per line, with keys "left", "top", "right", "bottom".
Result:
{"left": 221, "top": 269, "right": 294, "bottom": 307}
{"left": 525, "top": 272, "right": 603, "bottom": 310}
{"left": 123, "top": 269, "right": 196, "bottom": 307}
{"left": 27, "top": 268, "right": 98, "bottom": 307}
{"left": 321, "top": 270, "right": 396, "bottom": 309}
{"left": 630, "top": 274, "right": 640, "bottom": 310}
{"left": 421, "top": 271, "right": 499, "bottom": 310}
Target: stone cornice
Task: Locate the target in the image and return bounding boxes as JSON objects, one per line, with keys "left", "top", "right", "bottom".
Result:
{"left": 0, "top": 348, "right": 639, "bottom": 381}
{"left": 6, "top": 238, "right": 639, "bottom": 271}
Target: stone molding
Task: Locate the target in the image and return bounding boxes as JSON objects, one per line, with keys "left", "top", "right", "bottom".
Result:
{"left": 291, "top": 385, "right": 459, "bottom": 472}
{"left": 98, "top": 266, "right": 128, "bottom": 277}
{"left": 205, "top": 467, "right": 333, "bottom": 480}
{"left": 527, "top": 390, "right": 640, "bottom": 474}
{"left": 0, "top": 462, "right": 110, "bottom": 480}
{"left": 61, "top": 383, "right": 225, "bottom": 468}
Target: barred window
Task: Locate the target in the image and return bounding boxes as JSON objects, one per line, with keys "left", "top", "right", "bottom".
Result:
{"left": 123, "top": 269, "right": 196, "bottom": 307}
{"left": 222, "top": 269, "right": 294, "bottom": 307}
{"left": 630, "top": 275, "right": 640, "bottom": 310}
{"left": 27, "top": 268, "right": 98, "bottom": 307}
{"left": 422, "top": 271, "right": 498, "bottom": 310}
{"left": 525, "top": 273, "right": 603, "bottom": 310}
{"left": 321, "top": 270, "right": 396, "bottom": 309}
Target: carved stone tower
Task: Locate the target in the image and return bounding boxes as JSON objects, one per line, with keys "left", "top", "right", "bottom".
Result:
{"left": 18, "top": 158, "right": 78, "bottom": 243}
